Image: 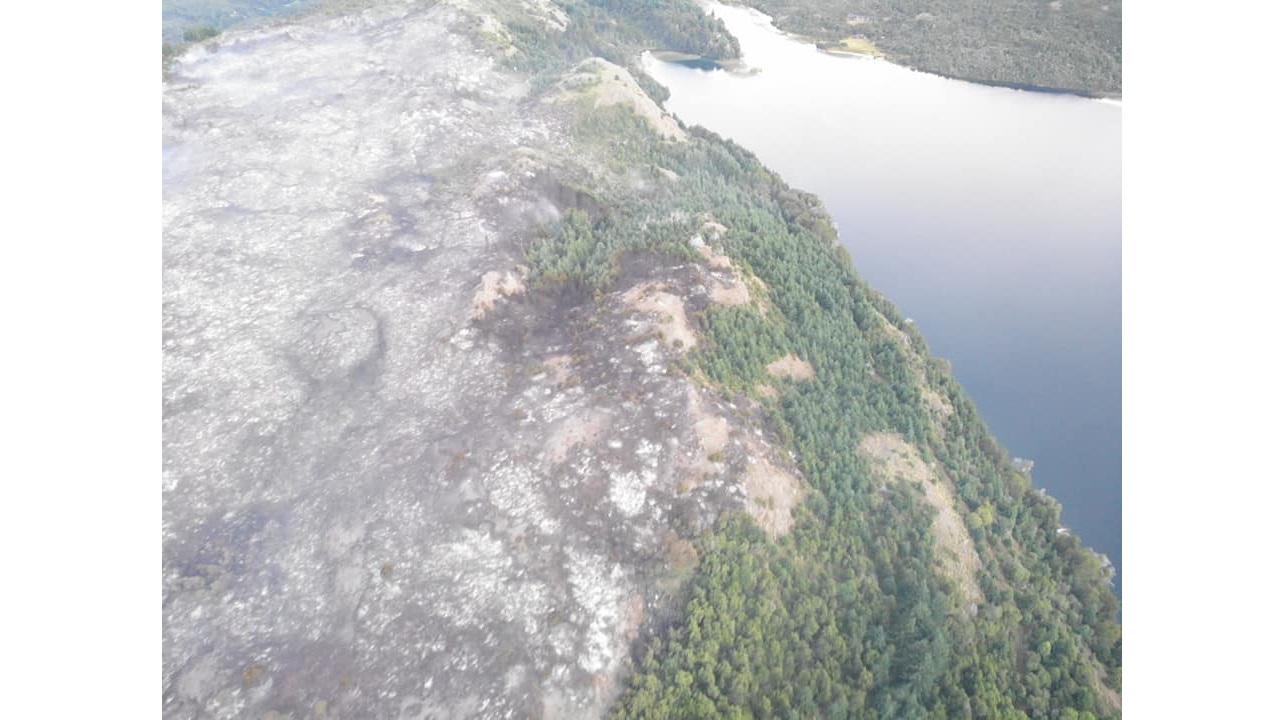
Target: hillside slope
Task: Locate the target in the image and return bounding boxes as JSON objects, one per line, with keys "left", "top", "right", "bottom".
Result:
{"left": 162, "top": 1, "right": 1120, "bottom": 718}
{"left": 735, "top": 0, "right": 1122, "bottom": 96}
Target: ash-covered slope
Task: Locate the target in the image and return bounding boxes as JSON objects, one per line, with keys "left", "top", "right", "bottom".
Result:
{"left": 163, "top": 2, "right": 795, "bottom": 717}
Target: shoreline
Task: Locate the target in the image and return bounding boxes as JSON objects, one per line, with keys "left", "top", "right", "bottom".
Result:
{"left": 650, "top": 2, "right": 1122, "bottom": 596}
{"left": 709, "top": 0, "right": 1121, "bottom": 102}
{"left": 644, "top": 49, "right": 752, "bottom": 75}
{"left": 907, "top": 69, "right": 1122, "bottom": 101}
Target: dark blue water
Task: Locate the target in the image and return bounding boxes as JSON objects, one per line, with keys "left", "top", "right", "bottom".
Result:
{"left": 645, "top": 2, "right": 1121, "bottom": 596}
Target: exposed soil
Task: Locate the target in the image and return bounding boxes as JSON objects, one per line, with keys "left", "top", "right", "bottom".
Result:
{"left": 688, "top": 387, "right": 730, "bottom": 458}
{"left": 693, "top": 239, "right": 734, "bottom": 271}
{"left": 741, "top": 439, "right": 805, "bottom": 539}
{"left": 857, "top": 432, "right": 984, "bottom": 607}
{"left": 471, "top": 268, "right": 527, "bottom": 320}
{"left": 922, "top": 387, "right": 954, "bottom": 417}
{"left": 548, "top": 58, "right": 687, "bottom": 142}
{"left": 542, "top": 354, "right": 575, "bottom": 386}
{"left": 766, "top": 353, "right": 815, "bottom": 381}
{"left": 876, "top": 311, "right": 954, "bottom": 420}
{"left": 622, "top": 281, "right": 697, "bottom": 351}
{"left": 708, "top": 275, "right": 750, "bottom": 306}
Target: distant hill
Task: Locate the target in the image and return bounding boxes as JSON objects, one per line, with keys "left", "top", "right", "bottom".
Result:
{"left": 735, "top": 0, "right": 1122, "bottom": 96}
{"left": 162, "top": 0, "right": 320, "bottom": 43}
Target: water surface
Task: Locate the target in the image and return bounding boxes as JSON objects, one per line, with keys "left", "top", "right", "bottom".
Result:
{"left": 645, "top": 2, "right": 1121, "bottom": 595}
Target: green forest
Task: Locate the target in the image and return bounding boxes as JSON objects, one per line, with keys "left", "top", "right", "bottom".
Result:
{"left": 502, "top": 3, "right": 1121, "bottom": 717}
{"left": 736, "top": 0, "right": 1121, "bottom": 96}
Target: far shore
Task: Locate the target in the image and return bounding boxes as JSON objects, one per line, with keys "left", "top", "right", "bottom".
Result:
{"left": 704, "top": 1, "right": 1121, "bottom": 102}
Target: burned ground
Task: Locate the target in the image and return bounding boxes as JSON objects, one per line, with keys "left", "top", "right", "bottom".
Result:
{"left": 162, "top": 2, "right": 802, "bottom": 718}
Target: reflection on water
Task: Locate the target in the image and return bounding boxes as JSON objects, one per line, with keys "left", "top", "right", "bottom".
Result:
{"left": 646, "top": 1, "right": 1121, "bottom": 595}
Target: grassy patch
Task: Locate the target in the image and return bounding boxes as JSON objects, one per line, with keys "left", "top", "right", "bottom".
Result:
{"left": 823, "top": 36, "right": 883, "bottom": 57}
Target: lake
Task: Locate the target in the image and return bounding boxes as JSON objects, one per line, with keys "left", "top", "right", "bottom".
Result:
{"left": 644, "top": 1, "right": 1122, "bottom": 596}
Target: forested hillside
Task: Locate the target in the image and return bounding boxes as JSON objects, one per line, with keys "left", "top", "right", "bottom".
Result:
{"left": 735, "top": 0, "right": 1121, "bottom": 96}
{"left": 498, "top": 4, "right": 1122, "bottom": 717}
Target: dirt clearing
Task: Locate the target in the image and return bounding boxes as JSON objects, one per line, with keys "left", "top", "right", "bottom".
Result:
{"left": 742, "top": 440, "right": 804, "bottom": 539}
{"left": 622, "top": 282, "right": 697, "bottom": 350}
{"left": 858, "top": 432, "right": 984, "bottom": 606}
{"left": 766, "top": 354, "right": 814, "bottom": 381}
